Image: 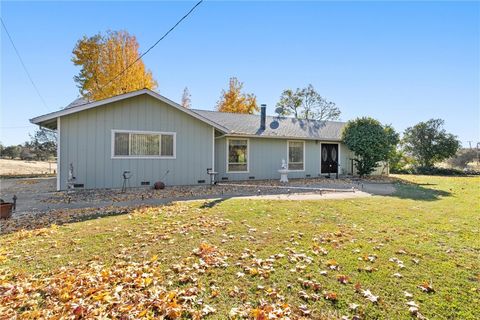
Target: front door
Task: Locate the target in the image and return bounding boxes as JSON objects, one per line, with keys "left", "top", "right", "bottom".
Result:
{"left": 321, "top": 144, "right": 338, "bottom": 174}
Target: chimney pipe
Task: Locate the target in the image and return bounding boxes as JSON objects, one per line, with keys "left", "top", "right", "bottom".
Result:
{"left": 260, "top": 104, "right": 266, "bottom": 130}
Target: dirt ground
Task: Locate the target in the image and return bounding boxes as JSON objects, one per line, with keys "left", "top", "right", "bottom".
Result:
{"left": 0, "top": 159, "right": 57, "bottom": 176}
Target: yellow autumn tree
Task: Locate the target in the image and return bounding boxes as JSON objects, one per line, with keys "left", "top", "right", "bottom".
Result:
{"left": 72, "top": 30, "right": 157, "bottom": 101}
{"left": 216, "top": 77, "right": 258, "bottom": 114}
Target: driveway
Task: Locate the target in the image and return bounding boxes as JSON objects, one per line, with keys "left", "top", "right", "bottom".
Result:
{"left": 0, "top": 177, "right": 57, "bottom": 213}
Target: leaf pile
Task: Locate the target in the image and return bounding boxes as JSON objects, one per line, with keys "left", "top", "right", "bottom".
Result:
{"left": 0, "top": 253, "right": 217, "bottom": 319}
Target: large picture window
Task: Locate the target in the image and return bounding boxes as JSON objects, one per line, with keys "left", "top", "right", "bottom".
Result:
{"left": 288, "top": 140, "right": 305, "bottom": 171}
{"left": 227, "top": 138, "right": 248, "bottom": 172}
{"left": 112, "top": 130, "right": 175, "bottom": 158}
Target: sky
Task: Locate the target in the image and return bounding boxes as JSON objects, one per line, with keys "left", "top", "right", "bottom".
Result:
{"left": 1, "top": 1, "right": 479, "bottom": 146}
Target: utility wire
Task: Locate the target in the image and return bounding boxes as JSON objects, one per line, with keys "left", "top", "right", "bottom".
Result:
{"left": 1, "top": 17, "right": 50, "bottom": 111}
{"left": 95, "top": 0, "right": 204, "bottom": 95}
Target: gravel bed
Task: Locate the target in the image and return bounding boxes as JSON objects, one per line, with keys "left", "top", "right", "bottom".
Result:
{"left": 41, "top": 176, "right": 396, "bottom": 204}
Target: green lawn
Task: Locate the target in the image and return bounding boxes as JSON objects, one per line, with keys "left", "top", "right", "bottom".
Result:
{"left": 1, "top": 175, "right": 479, "bottom": 319}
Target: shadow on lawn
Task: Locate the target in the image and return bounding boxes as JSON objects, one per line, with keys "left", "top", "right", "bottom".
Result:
{"left": 200, "top": 198, "right": 229, "bottom": 208}
{"left": 388, "top": 182, "right": 452, "bottom": 201}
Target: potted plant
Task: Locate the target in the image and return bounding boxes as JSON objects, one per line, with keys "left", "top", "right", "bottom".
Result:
{"left": 0, "top": 199, "right": 13, "bottom": 219}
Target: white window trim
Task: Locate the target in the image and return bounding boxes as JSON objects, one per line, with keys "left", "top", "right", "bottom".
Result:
{"left": 287, "top": 140, "right": 305, "bottom": 172}
{"left": 111, "top": 129, "right": 176, "bottom": 159}
{"left": 226, "top": 137, "right": 249, "bottom": 173}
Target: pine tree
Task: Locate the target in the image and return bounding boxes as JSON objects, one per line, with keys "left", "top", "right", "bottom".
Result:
{"left": 181, "top": 87, "right": 192, "bottom": 108}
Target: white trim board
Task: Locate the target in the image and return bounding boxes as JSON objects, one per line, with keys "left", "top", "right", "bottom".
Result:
{"left": 212, "top": 127, "right": 215, "bottom": 172}
{"left": 56, "top": 117, "right": 61, "bottom": 191}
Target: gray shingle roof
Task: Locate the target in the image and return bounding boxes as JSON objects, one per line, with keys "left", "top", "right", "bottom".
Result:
{"left": 58, "top": 92, "right": 345, "bottom": 141}
{"left": 64, "top": 97, "right": 89, "bottom": 109}
{"left": 192, "top": 109, "right": 345, "bottom": 141}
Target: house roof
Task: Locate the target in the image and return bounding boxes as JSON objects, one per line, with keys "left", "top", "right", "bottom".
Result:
{"left": 30, "top": 89, "right": 230, "bottom": 133}
{"left": 192, "top": 109, "right": 345, "bottom": 141}
{"left": 30, "top": 89, "right": 345, "bottom": 141}
{"left": 64, "top": 97, "right": 88, "bottom": 109}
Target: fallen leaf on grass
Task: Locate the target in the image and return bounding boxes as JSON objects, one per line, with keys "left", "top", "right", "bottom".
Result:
{"left": 323, "top": 291, "right": 338, "bottom": 302}
{"left": 407, "top": 301, "right": 419, "bottom": 308}
{"left": 298, "top": 305, "right": 311, "bottom": 316}
{"left": 336, "top": 274, "right": 350, "bottom": 284}
{"left": 326, "top": 259, "right": 339, "bottom": 270}
{"left": 389, "top": 257, "right": 405, "bottom": 269}
{"left": 419, "top": 281, "right": 435, "bottom": 293}
{"left": 358, "top": 266, "right": 377, "bottom": 273}
{"left": 349, "top": 303, "right": 360, "bottom": 311}
{"left": 361, "top": 289, "right": 379, "bottom": 303}
{"left": 202, "top": 305, "right": 216, "bottom": 316}
{"left": 354, "top": 282, "right": 362, "bottom": 293}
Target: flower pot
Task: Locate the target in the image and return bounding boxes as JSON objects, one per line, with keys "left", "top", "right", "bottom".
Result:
{"left": 0, "top": 203, "right": 13, "bottom": 219}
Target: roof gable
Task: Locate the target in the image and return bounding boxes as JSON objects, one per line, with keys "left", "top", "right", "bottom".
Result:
{"left": 30, "top": 89, "right": 230, "bottom": 132}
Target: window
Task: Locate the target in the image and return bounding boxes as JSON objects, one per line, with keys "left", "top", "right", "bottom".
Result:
{"left": 161, "top": 134, "right": 174, "bottom": 157}
{"left": 112, "top": 130, "right": 175, "bottom": 158}
{"left": 114, "top": 132, "right": 129, "bottom": 156}
{"left": 227, "top": 138, "right": 248, "bottom": 172}
{"left": 288, "top": 141, "right": 304, "bottom": 171}
{"left": 131, "top": 134, "right": 160, "bottom": 156}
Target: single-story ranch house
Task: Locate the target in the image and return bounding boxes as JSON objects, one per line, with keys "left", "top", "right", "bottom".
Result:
{"left": 31, "top": 89, "right": 384, "bottom": 190}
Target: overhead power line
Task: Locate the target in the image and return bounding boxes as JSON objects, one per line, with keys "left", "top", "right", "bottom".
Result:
{"left": 96, "top": 0, "right": 204, "bottom": 95}
{"left": 1, "top": 17, "right": 50, "bottom": 111}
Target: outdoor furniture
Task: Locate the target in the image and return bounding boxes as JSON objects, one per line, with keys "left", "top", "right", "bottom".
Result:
{"left": 207, "top": 168, "right": 218, "bottom": 185}
{"left": 121, "top": 171, "right": 132, "bottom": 192}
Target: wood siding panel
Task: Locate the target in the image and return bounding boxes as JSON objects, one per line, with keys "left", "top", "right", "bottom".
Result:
{"left": 217, "top": 138, "right": 311, "bottom": 181}
{"left": 217, "top": 138, "right": 356, "bottom": 181}
{"left": 59, "top": 95, "right": 213, "bottom": 189}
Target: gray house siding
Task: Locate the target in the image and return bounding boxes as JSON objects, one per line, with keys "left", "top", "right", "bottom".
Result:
{"left": 59, "top": 95, "right": 213, "bottom": 190}
{"left": 215, "top": 136, "right": 354, "bottom": 182}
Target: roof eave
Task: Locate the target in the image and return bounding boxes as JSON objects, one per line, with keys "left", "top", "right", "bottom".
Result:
{"left": 224, "top": 133, "right": 342, "bottom": 142}
{"left": 30, "top": 117, "right": 57, "bottom": 130}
